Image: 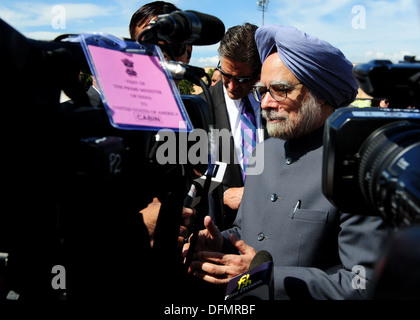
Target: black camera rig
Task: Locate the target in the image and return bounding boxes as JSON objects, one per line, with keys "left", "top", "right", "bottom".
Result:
{"left": 323, "top": 107, "right": 420, "bottom": 228}
{"left": 323, "top": 57, "right": 420, "bottom": 228}
{"left": 0, "top": 18, "right": 213, "bottom": 301}
{"left": 323, "top": 56, "right": 420, "bottom": 300}
{"left": 353, "top": 57, "right": 420, "bottom": 108}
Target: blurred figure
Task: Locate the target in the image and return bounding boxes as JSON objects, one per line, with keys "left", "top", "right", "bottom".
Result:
{"left": 371, "top": 97, "right": 390, "bottom": 108}
{"left": 379, "top": 98, "right": 390, "bottom": 108}
{"left": 210, "top": 68, "right": 222, "bottom": 86}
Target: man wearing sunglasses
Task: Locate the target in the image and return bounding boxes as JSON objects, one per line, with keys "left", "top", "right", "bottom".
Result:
{"left": 200, "top": 23, "right": 267, "bottom": 231}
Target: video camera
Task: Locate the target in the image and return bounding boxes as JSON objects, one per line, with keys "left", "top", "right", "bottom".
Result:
{"left": 0, "top": 13, "right": 223, "bottom": 301}
{"left": 322, "top": 58, "right": 420, "bottom": 229}
{"left": 353, "top": 57, "right": 420, "bottom": 108}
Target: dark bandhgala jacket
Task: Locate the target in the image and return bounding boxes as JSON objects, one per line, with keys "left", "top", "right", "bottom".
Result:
{"left": 222, "top": 126, "right": 392, "bottom": 299}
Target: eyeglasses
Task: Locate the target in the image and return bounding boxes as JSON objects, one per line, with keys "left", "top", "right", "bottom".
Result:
{"left": 216, "top": 62, "right": 256, "bottom": 84}
{"left": 251, "top": 82, "right": 303, "bottom": 103}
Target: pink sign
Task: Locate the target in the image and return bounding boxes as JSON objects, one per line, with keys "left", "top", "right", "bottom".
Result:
{"left": 88, "top": 45, "right": 188, "bottom": 130}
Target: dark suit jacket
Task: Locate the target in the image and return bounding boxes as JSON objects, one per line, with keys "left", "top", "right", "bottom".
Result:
{"left": 61, "top": 85, "right": 103, "bottom": 110}
{"left": 200, "top": 81, "right": 268, "bottom": 230}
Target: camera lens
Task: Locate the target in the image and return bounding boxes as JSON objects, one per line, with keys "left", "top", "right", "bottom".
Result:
{"left": 358, "top": 121, "right": 420, "bottom": 227}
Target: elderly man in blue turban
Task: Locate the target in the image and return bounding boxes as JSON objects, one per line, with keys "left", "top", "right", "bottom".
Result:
{"left": 183, "top": 25, "right": 391, "bottom": 300}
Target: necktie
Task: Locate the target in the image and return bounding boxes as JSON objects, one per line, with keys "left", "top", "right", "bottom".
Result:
{"left": 240, "top": 96, "right": 257, "bottom": 181}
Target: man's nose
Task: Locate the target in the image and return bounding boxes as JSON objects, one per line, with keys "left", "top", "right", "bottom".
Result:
{"left": 226, "top": 78, "right": 241, "bottom": 90}
{"left": 260, "top": 91, "right": 275, "bottom": 110}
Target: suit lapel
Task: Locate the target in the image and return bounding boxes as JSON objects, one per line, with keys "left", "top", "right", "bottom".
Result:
{"left": 209, "top": 82, "right": 243, "bottom": 185}
{"left": 211, "top": 81, "right": 231, "bottom": 131}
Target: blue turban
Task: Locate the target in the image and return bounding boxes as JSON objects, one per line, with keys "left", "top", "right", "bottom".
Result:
{"left": 255, "top": 25, "right": 358, "bottom": 108}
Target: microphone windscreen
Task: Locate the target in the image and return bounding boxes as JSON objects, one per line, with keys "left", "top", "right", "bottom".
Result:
{"left": 249, "top": 250, "right": 273, "bottom": 270}
{"left": 185, "top": 10, "right": 225, "bottom": 45}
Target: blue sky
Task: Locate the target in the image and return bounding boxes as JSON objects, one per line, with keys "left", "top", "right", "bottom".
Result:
{"left": 1, "top": 0, "right": 420, "bottom": 67}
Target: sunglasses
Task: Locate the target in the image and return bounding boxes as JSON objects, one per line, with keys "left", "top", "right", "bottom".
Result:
{"left": 216, "top": 62, "right": 256, "bottom": 84}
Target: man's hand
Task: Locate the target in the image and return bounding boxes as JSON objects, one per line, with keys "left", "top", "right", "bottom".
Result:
{"left": 141, "top": 198, "right": 196, "bottom": 248}
{"left": 140, "top": 197, "right": 161, "bottom": 247}
{"left": 183, "top": 216, "right": 223, "bottom": 258}
{"left": 223, "top": 187, "right": 244, "bottom": 210}
{"left": 188, "top": 234, "right": 257, "bottom": 286}
{"left": 178, "top": 207, "right": 195, "bottom": 247}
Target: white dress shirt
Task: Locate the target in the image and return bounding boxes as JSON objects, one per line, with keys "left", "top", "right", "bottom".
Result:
{"left": 223, "top": 86, "right": 264, "bottom": 173}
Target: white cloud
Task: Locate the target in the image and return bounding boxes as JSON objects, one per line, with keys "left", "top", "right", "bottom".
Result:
{"left": 264, "top": 0, "right": 420, "bottom": 64}
{"left": 23, "top": 31, "right": 64, "bottom": 40}
{"left": 2, "top": 0, "right": 419, "bottom": 68}
{"left": 0, "top": 2, "right": 115, "bottom": 28}
{"left": 367, "top": 0, "right": 416, "bottom": 16}
{"left": 190, "top": 55, "right": 219, "bottom": 68}
{"left": 364, "top": 50, "right": 416, "bottom": 62}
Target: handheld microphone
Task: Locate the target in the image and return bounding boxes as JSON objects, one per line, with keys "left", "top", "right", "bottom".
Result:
{"left": 183, "top": 181, "right": 203, "bottom": 208}
{"left": 249, "top": 250, "right": 273, "bottom": 270}
{"left": 161, "top": 61, "right": 208, "bottom": 84}
{"left": 140, "top": 10, "right": 225, "bottom": 45}
{"left": 225, "top": 250, "right": 274, "bottom": 300}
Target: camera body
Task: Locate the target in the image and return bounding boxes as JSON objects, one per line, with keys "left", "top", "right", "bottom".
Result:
{"left": 0, "top": 18, "right": 210, "bottom": 300}
{"left": 353, "top": 57, "right": 420, "bottom": 108}
{"left": 322, "top": 107, "right": 420, "bottom": 228}
{"left": 323, "top": 54, "right": 420, "bottom": 300}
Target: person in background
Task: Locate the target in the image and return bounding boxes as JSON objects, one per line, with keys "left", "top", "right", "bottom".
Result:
{"left": 127, "top": 1, "right": 198, "bottom": 246}
{"left": 129, "top": 1, "right": 192, "bottom": 64}
{"left": 371, "top": 97, "right": 390, "bottom": 108}
{"left": 79, "top": 2, "right": 194, "bottom": 109}
{"left": 199, "top": 23, "right": 267, "bottom": 231}
{"left": 379, "top": 98, "right": 390, "bottom": 108}
{"left": 210, "top": 68, "right": 222, "bottom": 86}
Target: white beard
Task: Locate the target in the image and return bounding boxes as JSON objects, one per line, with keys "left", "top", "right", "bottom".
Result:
{"left": 262, "top": 92, "right": 324, "bottom": 140}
